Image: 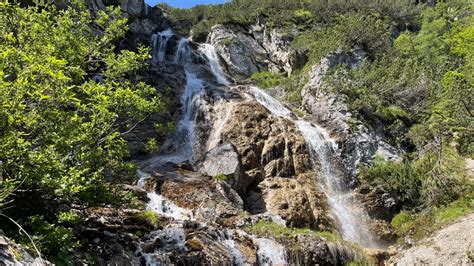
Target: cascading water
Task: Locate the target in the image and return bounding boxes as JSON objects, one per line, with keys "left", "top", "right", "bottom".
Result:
{"left": 254, "top": 238, "right": 287, "bottom": 266}
{"left": 199, "top": 43, "right": 229, "bottom": 85}
{"left": 175, "top": 38, "right": 190, "bottom": 64}
{"left": 296, "top": 121, "right": 376, "bottom": 247}
{"left": 246, "top": 86, "right": 377, "bottom": 247}
{"left": 151, "top": 29, "right": 173, "bottom": 63}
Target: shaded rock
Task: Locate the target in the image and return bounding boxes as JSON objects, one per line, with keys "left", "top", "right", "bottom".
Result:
{"left": 0, "top": 231, "right": 49, "bottom": 265}
{"left": 198, "top": 143, "right": 242, "bottom": 186}
{"left": 118, "top": 0, "right": 144, "bottom": 18}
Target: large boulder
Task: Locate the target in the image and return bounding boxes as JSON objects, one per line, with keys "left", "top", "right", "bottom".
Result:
{"left": 259, "top": 175, "right": 333, "bottom": 230}
{"left": 198, "top": 143, "right": 242, "bottom": 187}
{"left": 160, "top": 178, "right": 244, "bottom": 223}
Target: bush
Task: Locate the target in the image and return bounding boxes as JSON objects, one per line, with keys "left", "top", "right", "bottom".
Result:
{"left": 137, "top": 210, "right": 159, "bottom": 226}
{"left": 250, "top": 71, "right": 288, "bottom": 89}
{"left": 390, "top": 190, "right": 474, "bottom": 240}
{"left": 212, "top": 173, "right": 228, "bottom": 181}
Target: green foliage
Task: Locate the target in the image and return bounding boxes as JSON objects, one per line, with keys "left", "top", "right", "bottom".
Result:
{"left": 57, "top": 211, "right": 83, "bottom": 225}
{"left": 246, "top": 220, "right": 340, "bottom": 242}
{"left": 0, "top": 1, "right": 165, "bottom": 261}
{"left": 359, "top": 148, "right": 470, "bottom": 208}
{"left": 467, "top": 250, "right": 474, "bottom": 262}
{"left": 136, "top": 210, "right": 159, "bottom": 226}
{"left": 26, "top": 216, "right": 80, "bottom": 264}
{"left": 212, "top": 173, "right": 228, "bottom": 181}
{"left": 250, "top": 71, "right": 287, "bottom": 89}
{"left": 390, "top": 190, "right": 474, "bottom": 240}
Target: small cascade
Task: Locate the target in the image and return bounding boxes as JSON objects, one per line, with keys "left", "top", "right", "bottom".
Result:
{"left": 175, "top": 38, "right": 190, "bottom": 64}
{"left": 199, "top": 43, "right": 229, "bottom": 85}
{"left": 207, "top": 101, "right": 234, "bottom": 150}
{"left": 247, "top": 87, "right": 377, "bottom": 247}
{"left": 147, "top": 193, "right": 194, "bottom": 221}
{"left": 247, "top": 86, "right": 293, "bottom": 118}
{"left": 254, "top": 238, "right": 287, "bottom": 266}
{"left": 222, "top": 239, "right": 245, "bottom": 265}
{"left": 138, "top": 225, "right": 188, "bottom": 265}
{"left": 151, "top": 29, "right": 173, "bottom": 63}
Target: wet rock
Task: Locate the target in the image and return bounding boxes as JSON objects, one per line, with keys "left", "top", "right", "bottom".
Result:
{"left": 122, "top": 184, "right": 148, "bottom": 202}
{"left": 198, "top": 143, "right": 242, "bottom": 186}
{"left": 278, "top": 234, "right": 366, "bottom": 265}
{"left": 370, "top": 219, "right": 397, "bottom": 245}
{"left": 215, "top": 100, "right": 334, "bottom": 231}
{"left": 160, "top": 178, "right": 244, "bottom": 223}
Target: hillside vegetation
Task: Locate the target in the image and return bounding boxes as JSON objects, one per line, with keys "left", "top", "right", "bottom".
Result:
{"left": 0, "top": 1, "right": 165, "bottom": 263}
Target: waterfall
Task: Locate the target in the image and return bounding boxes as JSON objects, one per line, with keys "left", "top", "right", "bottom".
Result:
{"left": 247, "top": 87, "right": 377, "bottom": 247}
{"left": 254, "top": 238, "right": 287, "bottom": 266}
{"left": 175, "top": 38, "right": 190, "bottom": 64}
{"left": 223, "top": 239, "right": 245, "bottom": 265}
{"left": 138, "top": 225, "right": 188, "bottom": 266}
{"left": 295, "top": 121, "right": 376, "bottom": 247}
{"left": 151, "top": 29, "right": 173, "bottom": 63}
{"left": 199, "top": 43, "right": 229, "bottom": 85}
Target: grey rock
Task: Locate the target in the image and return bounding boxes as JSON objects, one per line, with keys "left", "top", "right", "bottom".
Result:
{"left": 207, "top": 21, "right": 302, "bottom": 79}
{"left": 118, "top": 0, "right": 144, "bottom": 17}
{"left": 199, "top": 143, "right": 242, "bottom": 186}
{"left": 207, "top": 24, "right": 268, "bottom": 79}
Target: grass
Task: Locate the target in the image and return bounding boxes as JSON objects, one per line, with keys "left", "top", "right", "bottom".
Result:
{"left": 391, "top": 191, "right": 474, "bottom": 242}
{"left": 250, "top": 71, "right": 288, "bottom": 89}
{"left": 245, "top": 220, "right": 340, "bottom": 242}
{"left": 212, "top": 173, "right": 228, "bottom": 181}
{"left": 136, "top": 210, "right": 159, "bottom": 226}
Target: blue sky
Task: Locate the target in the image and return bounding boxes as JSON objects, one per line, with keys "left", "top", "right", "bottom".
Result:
{"left": 145, "top": 0, "right": 227, "bottom": 8}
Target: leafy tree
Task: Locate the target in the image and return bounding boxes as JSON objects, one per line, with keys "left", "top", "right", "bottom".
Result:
{"left": 0, "top": 1, "right": 165, "bottom": 262}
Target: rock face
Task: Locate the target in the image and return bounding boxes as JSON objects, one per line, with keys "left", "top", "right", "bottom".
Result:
{"left": 0, "top": 231, "right": 47, "bottom": 265}
{"left": 300, "top": 48, "right": 401, "bottom": 175}
{"left": 207, "top": 24, "right": 269, "bottom": 79}
{"left": 213, "top": 98, "right": 333, "bottom": 230}
{"left": 207, "top": 20, "right": 304, "bottom": 79}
